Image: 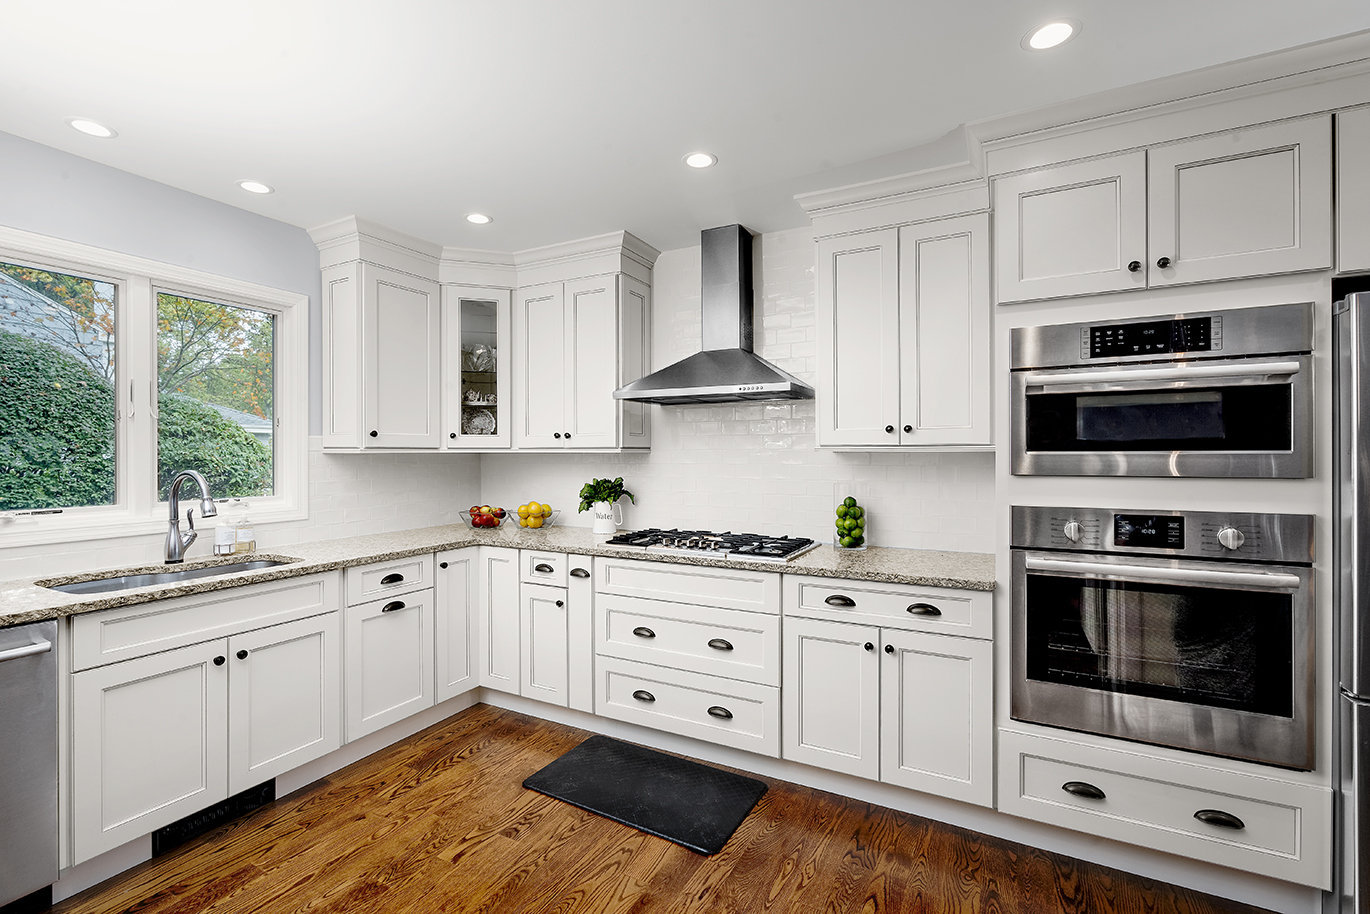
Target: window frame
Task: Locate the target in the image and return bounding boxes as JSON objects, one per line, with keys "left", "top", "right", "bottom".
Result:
{"left": 0, "top": 225, "right": 308, "bottom": 547}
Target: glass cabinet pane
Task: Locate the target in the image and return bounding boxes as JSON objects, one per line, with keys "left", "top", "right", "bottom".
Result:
{"left": 458, "top": 298, "right": 499, "bottom": 438}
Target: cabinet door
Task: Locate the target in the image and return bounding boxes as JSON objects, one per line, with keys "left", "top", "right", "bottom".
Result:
{"left": 520, "top": 583, "right": 569, "bottom": 706}
{"left": 566, "top": 555, "right": 595, "bottom": 714}
{"left": 71, "top": 640, "right": 229, "bottom": 864}
{"left": 514, "top": 283, "right": 567, "bottom": 448}
{"left": 897, "top": 214, "right": 991, "bottom": 445}
{"left": 1148, "top": 115, "right": 1332, "bottom": 287}
{"left": 617, "top": 275, "right": 652, "bottom": 448}
{"left": 994, "top": 151, "right": 1148, "bottom": 303}
{"left": 564, "top": 275, "right": 620, "bottom": 449}
{"left": 227, "top": 613, "right": 341, "bottom": 795}
{"left": 1338, "top": 107, "right": 1370, "bottom": 275}
{"left": 360, "top": 263, "right": 441, "bottom": 448}
{"left": 477, "top": 547, "right": 521, "bottom": 692}
{"left": 781, "top": 617, "right": 879, "bottom": 779}
{"left": 321, "top": 262, "right": 363, "bottom": 448}
{"left": 879, "top": 629, "right": 992, "bottom": 807}
{"left": 344, "top": 590, "right": 435, "bottom": 741}
{"left": 442, "top": 286, "right": 511, "bottom": 449}
{"left": 435, "top": 548, "right": 478, "bottom": 702}
{"left": 816, "top": 229, "right": 901, "bottom": 445}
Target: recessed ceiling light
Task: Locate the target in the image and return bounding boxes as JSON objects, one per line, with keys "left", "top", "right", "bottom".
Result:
{"left": 1023, "top": 20, "right": 1079, "bottom": 50}
{"left": 466, "top": 213, "right": 492, "bottom": 225}
{"left": 237, "top": 179, "right": 274, "bottom": 195}
{"left": 67, "top": 117, "right": 116, "bottom": 138}
{"left": 683, "top": 152, "right": 717, "bottom": 169}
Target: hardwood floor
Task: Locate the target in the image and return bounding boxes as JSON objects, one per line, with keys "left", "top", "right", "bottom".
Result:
{"left": 56, "top": 704, "right": 1269, "bottom": 914}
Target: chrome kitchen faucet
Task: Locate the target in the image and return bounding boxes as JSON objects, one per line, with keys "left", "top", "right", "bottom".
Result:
{"left": 165, "top": 470, "right": 218, "bottom": 563}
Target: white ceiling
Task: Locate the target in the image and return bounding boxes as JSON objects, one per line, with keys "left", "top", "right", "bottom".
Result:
{"left": 4, "top": 1, "right": 1370, "bottom": 253}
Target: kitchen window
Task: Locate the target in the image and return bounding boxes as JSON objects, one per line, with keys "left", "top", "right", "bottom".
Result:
{"left": 0, "top": 226, "right": 307, "bottom": 545}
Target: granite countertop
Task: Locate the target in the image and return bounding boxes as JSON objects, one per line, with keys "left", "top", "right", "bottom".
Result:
{"left": 0, "top": 524, "right": 995, "bottom": 627}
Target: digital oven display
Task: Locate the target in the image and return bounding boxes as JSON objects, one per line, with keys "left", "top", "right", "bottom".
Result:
{"left": 1089, "top": 316, "right": 1213, "bottom": 358}
{"left": 1113, "top": 514, "right": 1184, "bottom": 549}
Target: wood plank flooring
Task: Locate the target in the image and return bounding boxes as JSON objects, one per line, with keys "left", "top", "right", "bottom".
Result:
{"left": 55, "top": 704, "right": 1270, "bottom": 914}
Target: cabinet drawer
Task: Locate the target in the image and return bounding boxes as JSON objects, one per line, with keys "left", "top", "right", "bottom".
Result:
{"left": 783, "top": 574, "right": 989, "bottom": 639}
{"left": 597, "top": 558, "right": 779, "bottom": 614}
{"left": 597, "top": 594, "right": 780, "bottom": 686}
{"left": 71, "top": 573, "right": 340, "bottom": 671}
{"left": 345, "top": 554, "right": 433, "bottom": 605}
{"left": 997, "top": 728, "right": 1331, "bottom": 889}
{"left": 521, "top": 550, "right": 568, "bottom": 587}
{"left": 596, "top": 656, "right": 780, "bottom": 758}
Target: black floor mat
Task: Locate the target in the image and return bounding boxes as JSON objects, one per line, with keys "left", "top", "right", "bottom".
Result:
{"left": 522, "top": 735, "right": 767, "bottom": 855}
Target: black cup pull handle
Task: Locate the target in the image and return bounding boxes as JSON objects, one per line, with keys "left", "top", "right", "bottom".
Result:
{"left": 707, "top": 706, "right": 733, "bottom": 720}
{"left": 534, "top": 563, "right": 554, "bottom": 573}
{"left": 907, "top": 603, "right": 942, "bottom": 616}
{"left": 381, "top": 601, "right": 406, "bottom": 613}
{"left": 632, "top": 626, "right": 655, "bottom": 639}
{"left": 236, "top": 649, "right": 248, "bottom": 660}
{"left": 380, "top": 572, "right": 405, "bottom": 585}
{"left": 1194, "top": 809, "right": 1245, "bottom": 830}
{"left": 632, "top": 689, "right": 655, "bottom": 703}
{"left": 1061, "top": 781, "right": 1106, "bottom": 800}
{"left": 708, "top": 638, "right": 734, "bottom": 652}
{"left": 213, "top": 655, "right": 226, "bottom": 666}
{"left": 824, "top": 594, "right": 856, "bottom": 607}
{"left": 570, "top": 568, "right": 591, "bottom": 578}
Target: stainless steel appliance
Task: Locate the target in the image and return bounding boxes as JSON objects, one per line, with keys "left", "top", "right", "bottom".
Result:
{"left": 1010, "top": 505, "right": 1314, "bottom": 770}
{"left": 1332, "top": 291, "right": 1370, "bottom": 913}
{"left": 604, "top": 528, "right": 819, "bottom": 562}
{"left": 0, "top": 620, "right": 58, "bottom": 907}
{"left": 1010, "top": 302, "right": 1313, "bottom": 477}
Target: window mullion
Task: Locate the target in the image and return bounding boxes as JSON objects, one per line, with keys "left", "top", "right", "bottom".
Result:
{"left": 122, "top": 275, "right": 155, "bottom": 521}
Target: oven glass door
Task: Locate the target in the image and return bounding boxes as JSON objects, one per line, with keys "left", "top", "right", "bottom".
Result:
{"left": 1011, "top": 552, "right": 1312, "bottom": 769}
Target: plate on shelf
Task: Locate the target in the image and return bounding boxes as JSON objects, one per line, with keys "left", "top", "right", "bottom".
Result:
{"left": 461, "top": 408, "right": 496, "bottom": 435}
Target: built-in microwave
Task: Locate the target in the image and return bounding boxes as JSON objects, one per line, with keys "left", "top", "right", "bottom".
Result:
{"left": 1010, "top": 303, "right": 1313, "bottom": 478}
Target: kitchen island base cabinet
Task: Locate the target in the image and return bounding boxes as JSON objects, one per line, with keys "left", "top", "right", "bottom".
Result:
{"left": 344, "top": 589, "right": 435, "bottom": 742}
{"left": 71, "top": 612, "right": 341, "bottom": 864}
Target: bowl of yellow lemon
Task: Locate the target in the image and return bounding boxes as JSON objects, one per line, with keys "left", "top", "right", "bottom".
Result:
{"left": 516, "top": 502, "right": 558, "bottom": 529}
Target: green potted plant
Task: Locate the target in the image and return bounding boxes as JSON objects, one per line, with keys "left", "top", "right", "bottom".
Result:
{"left": 578, "top": 476, "right": 635, "bottom": 535}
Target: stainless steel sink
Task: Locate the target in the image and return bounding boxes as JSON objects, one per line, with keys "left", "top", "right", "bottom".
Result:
{"left": 44, "top": 559, "right": 297, "bottom": 595}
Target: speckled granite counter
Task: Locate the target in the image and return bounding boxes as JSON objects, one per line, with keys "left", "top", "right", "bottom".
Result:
{"left": 0, "top": 524, "right": 994, "bottom": 627}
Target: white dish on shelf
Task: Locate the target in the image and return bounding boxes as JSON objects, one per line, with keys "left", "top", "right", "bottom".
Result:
{"left": 461, "top": 408, "right": 496, "bottom": 435}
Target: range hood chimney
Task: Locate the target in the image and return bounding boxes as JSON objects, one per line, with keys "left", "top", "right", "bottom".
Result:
{"left": 613, "top": 224, "right": 815, "bottom": 405}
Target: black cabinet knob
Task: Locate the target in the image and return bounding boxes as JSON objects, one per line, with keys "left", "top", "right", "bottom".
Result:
{"left": 884, "top": 424, "right": 895, "bottom": 433}
{"left": 236, "top": 649, "right": 248, "bottom": 660}
{"left": 903, "top": 424, "right": 912, "bottom": 433}
{"left": 1127, "top": 260, "right": 1142, "bottom": 273}
{"left": 1156, "top": 256, "right": 1172, "bottom": 269}
{"left": 1062, "top": 781, "right": 1106, "bottom": 800}
{"left": 449, "top": 432, "right": 457, "bottom": 439}
{"left": 555, "top": 600, "right": 564, "bottom": 607}
{"left": 884, "top": 644, "right": 894, "bottom": 654}
{"left": 213, "top": 655, "right": 226, "bottom": 666}
{"left": 632, "top": 689, "right": 655, "bottom": 703}
{"left": 564, "top": 432, "right": 571, "bottom": 439}
{"left": 1194, "top": 809, "right": 1245, "bottom": 830}
{"left": 439, "top": 561, "right": 448, "bottom": 569}
{"left": 553, "top": 432, "right": 562, "bottom": 439}
{"left": 369, "top": 430, "right": 378, "bottom": 438}
{"left": 864, "top": 642, "right": 874, "bottom": 652}
{"left": 706, "top": 706, "right": 733, "bottom": 720}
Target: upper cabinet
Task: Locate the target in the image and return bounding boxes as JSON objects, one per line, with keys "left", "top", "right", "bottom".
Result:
{"left": 816, "top": 213, "right": 991, "bottom": 447}
{"left": 513, "top": 273, "right": 651, "bottom": 450}
{"left": 1338, "top": 106, "right": 1370, "bottom": 275}
{"left": 994, "top": 114, "right": 1333, "bottom": 303}
{"left": 443, "top": 286, "right": 511, "bottom": 449}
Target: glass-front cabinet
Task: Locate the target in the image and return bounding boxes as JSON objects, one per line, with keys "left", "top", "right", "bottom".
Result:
{"left": 442, "top": 285, "right": 511, "bottom": 449}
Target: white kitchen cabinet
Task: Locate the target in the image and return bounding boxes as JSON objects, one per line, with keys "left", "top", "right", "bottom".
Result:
{"left": 781, "top": 616, "right": 880, "bottom": 779}
{"left": 442, "top": 285, "right": 511, "bottom": 449}
{"left": 71, "top": 610, "right": 342, "bottom": 863}
{"left": 816, "top": 214, "right": 991, "bottom": 447}
{"left": 1338, "top": 106, "right": 1370, "bottom": 274}
{"left": 321, "top": 259, "right": 442, "bottom": 448}
{"left": 520, "top": 582, "right": 569, "bottom": 706}
{"left": 476, "top": 546, "right": 521, "bottom": 693}
{"left": 566, "top": 557, "right": 595, "bottom": 714}
{"left": 995, "top": 114, "right": 1332, "bottom": 303}
{"left": 512, "top": 273, "right": 651, "bottom": 450}
{"left": 435, "top": 548, "right": 478, "bottom": 702}
{"left": 344, "top": 588, "right": 435, "bottom": 741}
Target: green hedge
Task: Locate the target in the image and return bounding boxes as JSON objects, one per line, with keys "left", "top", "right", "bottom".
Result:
{"left": 156, "top": 394, "right": 273, "bottom": 500}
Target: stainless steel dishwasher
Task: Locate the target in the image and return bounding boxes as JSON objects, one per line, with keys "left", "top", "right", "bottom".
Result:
{"left": 0, "top": 620, "right": 58, "bottom": 907}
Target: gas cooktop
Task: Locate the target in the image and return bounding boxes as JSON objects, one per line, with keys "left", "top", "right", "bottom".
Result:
{"left": 603, "top": 528, "right": 819, "bottom": 563}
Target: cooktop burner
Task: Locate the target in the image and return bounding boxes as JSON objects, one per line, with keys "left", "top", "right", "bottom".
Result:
{"left": 603, "top": 528, "right": 819, "bottom": 563}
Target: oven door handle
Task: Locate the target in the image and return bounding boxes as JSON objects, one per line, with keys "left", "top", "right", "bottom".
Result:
{"left": 1021, "top": 359, "right": 1302, "bottom": 391}
{"left": 1024, "top": 556, "right": 1302, "bottom": 592}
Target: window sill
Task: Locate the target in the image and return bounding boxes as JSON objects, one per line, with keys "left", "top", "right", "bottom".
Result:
{"left": 0, "top": 500, "right": 308, "bottom": 551}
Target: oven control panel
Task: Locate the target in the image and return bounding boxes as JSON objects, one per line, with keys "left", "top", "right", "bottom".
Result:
{"left": 1085, "top": 316, "right": 1220, "bottom": 360}
{"left": 1010, "top": 505, "right": 1313, "bottom": 564}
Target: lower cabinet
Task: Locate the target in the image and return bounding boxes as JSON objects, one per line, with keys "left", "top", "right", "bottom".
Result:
{"left": 520, "top": 582, "right": 569, "bottom": 706}
{"left": 344, "top": 588, "right": 435, "bottom": 741}
{"left": 476, "top": 547, "right": 521, "bottom": 692}
{"left": 71, "top": 611, "right": 340, "bottom": 863}
{"left": 435, "top": 548, "right": 478, "bottom": 702}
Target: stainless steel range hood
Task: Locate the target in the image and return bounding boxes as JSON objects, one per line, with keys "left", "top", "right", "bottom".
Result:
{"left": 613, "top": 224, "right": 815, "bottom": 405}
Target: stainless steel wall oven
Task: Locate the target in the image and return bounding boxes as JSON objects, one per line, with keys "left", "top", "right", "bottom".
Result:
{"left": 1010, "top": 505, "right": 1315, "bottom": 770}
{"left": 1010, "top": 302, "right": 1313, "bottom": 478}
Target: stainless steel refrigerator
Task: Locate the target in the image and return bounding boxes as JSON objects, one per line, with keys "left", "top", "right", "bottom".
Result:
{"left": 1334, "top": 291, "right": 1370, "bottom": 913}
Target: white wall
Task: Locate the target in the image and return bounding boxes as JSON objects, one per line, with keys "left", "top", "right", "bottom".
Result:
{"left": 480, "top": 226, "right": 996, "bottom": 552}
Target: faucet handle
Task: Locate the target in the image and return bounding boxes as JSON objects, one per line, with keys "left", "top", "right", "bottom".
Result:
{"left": 185, "top": 508, "right": 196, "bottom": 531}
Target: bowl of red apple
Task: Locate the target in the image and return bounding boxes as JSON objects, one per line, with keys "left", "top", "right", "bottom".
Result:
{"left": 462, "top": 505, "right": 506, "bottom": 528}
